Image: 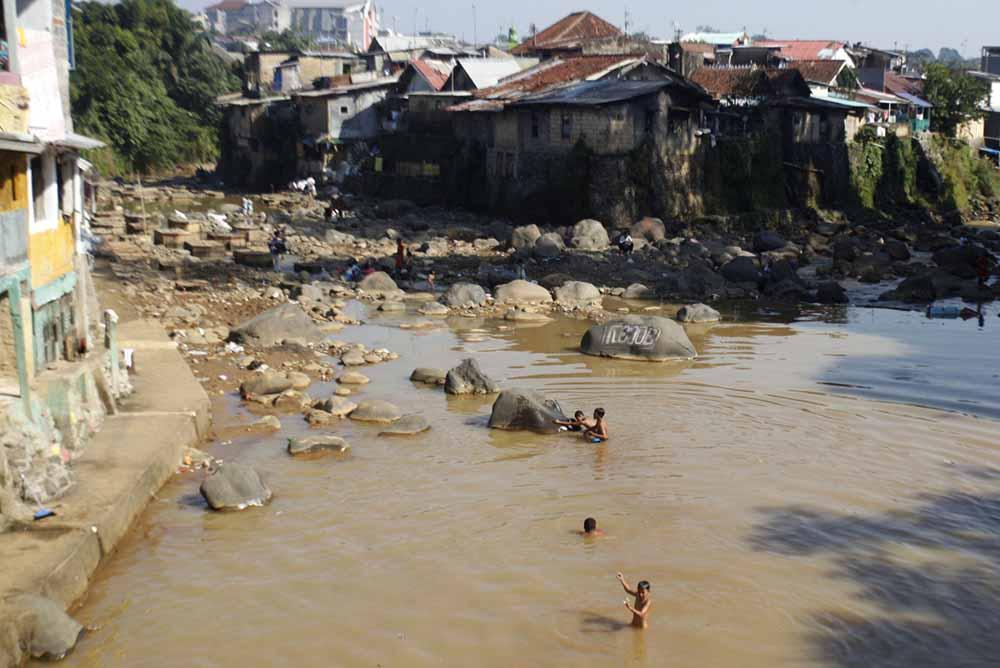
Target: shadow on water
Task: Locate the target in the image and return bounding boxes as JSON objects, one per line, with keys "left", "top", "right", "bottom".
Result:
{"left": 749, "top": 470, "right": 1000, "bottom": 667}
{"left": 580, "top": 612, "right": 632, "bottom": 634}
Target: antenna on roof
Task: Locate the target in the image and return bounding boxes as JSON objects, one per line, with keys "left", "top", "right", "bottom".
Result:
{"left": 472, "top": 3, "right": 477, "bottom": 49}
{"left": 624, "top": 7, "right": 630, "bottom": 37}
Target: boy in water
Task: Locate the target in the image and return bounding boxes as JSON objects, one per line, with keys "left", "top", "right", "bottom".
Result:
{"left": 583, "top": 408, "right": 609, "bottom": 442}
{"left": 554, "top": 410, "right": 592, "bottom": 432}
{"left": 581, "top": 517, "right": 604, "bottom": 537}
{"left": 617, "top": 573, "right": 651, "bottom": 628}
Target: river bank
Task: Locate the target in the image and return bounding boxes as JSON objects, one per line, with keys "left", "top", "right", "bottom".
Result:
{"left": 34, "top": 298, "right": 1000, "bottom": 668}
{"left": 0, "top": 318, "right": 210, "bottom": 666}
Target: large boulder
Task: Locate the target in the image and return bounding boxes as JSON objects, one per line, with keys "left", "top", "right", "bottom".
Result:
{"left": 570, "top": 219, "right": 610, "bottom": 251}
{"left": 10, "top": 595, "right": 83, "bottom": 661}
{"left": 240, "top": 370, "right": 294, "bottom": 398}
{"left": 753, "top": 230, "right": 787, "bottom": 252}
{"left": 443, "top": 283, "right": 487, "bottom": 307}
{"left": 314, "top": 396, "right": 357, "bottom": 417}
{"left": 932, "top": 244, "right": 990, "bottom": 278}
{"left": 349, "top": 399, "right": 403, "bottom": 423}
{"left": 494, "top": 279, "right": 553, "bottom": 305}
{"left": 445, "top": 358, "right": 500, "bottom": 395}
{"left": 630, "top": 217, "right": 666, "bottom": 242}
{"left": 884, "top": 239, "right": 911, "bottom": 262}
{"left": 675, "top": 303, "right": 721, "bottom": 323}
{"left": 534, "top": 232, "right": 565, "bottom": 258}
{"left": 358, "top": 271, "right": 399, "bottom": 294}
{"left": 228, "top": 304, "right": 325, "bottom": 347}
{"left": 815, "top": 281, "right": 849, "bottom": 304}
{"left": 487, "top": 389, "right": 567, "bottom": 434}
{"left": 554, "top": 281, "right": 602, "bottom": 308}
{"left": 623, "top": 283, "right": 654, "bottom": 299}
{"left": 580, "top": 315, "right": 697, "bottom": 361}
{"left": 410, "top": 367, "right": 447, "bottom": 385}
{"left": 510, "top": 224, "right": 541, "bottom": 250}
{"left": 200, "top": 463, "right": 272, "bottom": 510}
{"left": 721, "top": 256, "right": 760, "bottom": 284}
{"left": 378, "top": 414, "right": 430, "bottom": 436}
{"left": 287, "top": 435, "right": 350, "bottom": 456}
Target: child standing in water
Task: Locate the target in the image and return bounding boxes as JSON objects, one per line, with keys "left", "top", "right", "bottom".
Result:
{"left": 583, "top": 408, "right": 608, "bottom": 442}
{"left": 554, "top": 410, "right": 592, "bottom": 432}
{"left": 617, "top": 573, "right": 651, "bottom": 628}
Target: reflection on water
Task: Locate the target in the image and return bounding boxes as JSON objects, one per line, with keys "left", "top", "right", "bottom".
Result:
{"left": 48, "top": 304, "right": 1000, "bottom": 668}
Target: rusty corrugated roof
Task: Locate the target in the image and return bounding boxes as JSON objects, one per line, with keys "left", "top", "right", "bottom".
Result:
{"left": 789, "top": 60, "right": 846, "bottom": 85}
{"left": 409, "top": 59, "right": 454, "bottom": 91}
{"left": 512, "top": 11, "right": 622, "bottom": 55}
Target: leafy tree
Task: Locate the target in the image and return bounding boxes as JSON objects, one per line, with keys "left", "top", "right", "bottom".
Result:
{"left": 71, "top": 0, "right": 240, "bottom": 173}
{"left": 923, "top": 63, "right": 988, "bottom": 138}
{"left": 836, "top": 67, "right": 860, "bottom": 91}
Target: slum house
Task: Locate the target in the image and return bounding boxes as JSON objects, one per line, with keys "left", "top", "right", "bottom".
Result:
{"left": 1, "top": 0, "right": 106, "bottom": 482}
{"left": 217, "top": 94, "right": 297, "bottom": 186}
{"left": 293, "top": 77, "right": 398, "bottom": 178}
{"left": 244, "top": 50, "right": 293, "bottom": 95}
{"left": 271, "top": 51, "right": 367, "bottom": 92}
{"left": 511, "top": 11, "right": 622, "bottom": 60}
{"left": 443, "top": 58, "right": 535, "bottom": 92}
{"left": 690, "top": 67, "right": 867, "bottom": 143}
{"left": 445, "top": 55, "right": 711, "bottom": 218}
{"left": 666, "top": 42, "right": 717, "bottom": 77}
{"left": 365, "top": 33, "right": 478, "bottom": 74}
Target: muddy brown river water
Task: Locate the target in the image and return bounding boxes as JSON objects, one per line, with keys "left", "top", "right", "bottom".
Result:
{"left": 44, "top": 302, "right": 1000, "bottom": 668}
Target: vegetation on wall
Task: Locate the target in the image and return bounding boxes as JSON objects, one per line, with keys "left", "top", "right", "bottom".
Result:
{"left": 71, "top": 0, "right": 240, "bottom": 174}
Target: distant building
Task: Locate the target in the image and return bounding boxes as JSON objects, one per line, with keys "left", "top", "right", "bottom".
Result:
{"left": 512, "top": 11, "right": 622, "bottom": 59}
{"left": 206, "top": 0, "right": 378, "bottom": 49}
{"left": 366, "top": 32, "right": 479, "bottom": 73}
{"left": 983, "top": 46, "right": 1000, "bottom": 76}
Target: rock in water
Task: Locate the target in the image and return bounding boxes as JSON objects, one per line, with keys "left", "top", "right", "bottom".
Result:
{"left": 410, "top": 367, "right": 447, "bottom": 385}
{"left": 358, "top": 271, "right": 399, "bottom": 294}
{"left": 379, "top": 414, "right": 430, "bottom": 436}
{"left": 200, "top": 463, "right": 272, "bottom": 510}
{"left": 445, "top": 358, "right": 500, "bottom": 395}
{"left": 487, "top": 389, "right": 567, "bottom": 434}
{"left": 571, "top": 219, "right": 610, "bottom": 250}
{"left": 337, "top": 371, "right": 370, "bottom": 385}
{"left": 349, "top": 399, "right": 403, "bottom": 423}
{"left": 554, "top": 281, "right": 602, "bottom": 308}
{"left": 12, "top": 595, "right": 83, "bottom": 661}
{"left": 443, "top": 283, "right": 487, "bottom": 307}
{"left": 721, "top": 257, "right": 761, "bottom": 284}
{"left": 580, "top": 315, "right": 697, "bottom": 361}
{"left": 815, "top": 282, "right": 849, "bottom": 304}
{"left": 228, "top": 304, "right": 325, "bottom": 347}
{"left": 494, "top": 280, "right": 553, "bottom": 305}
{"left": 287, "top": 436, "right": 350, "bottom": 456}
{"left": 675, "top": 303, "right": 721, "bottom": 323}
{"left": 314, "top": 396, "right": 357, "bottom": 417}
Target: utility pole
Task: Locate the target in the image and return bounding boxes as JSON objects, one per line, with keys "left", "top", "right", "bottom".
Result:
{"left": 624, "top": 7, "right": 629, "bottom": 37}
{"left": 472, "top": 3, "right": 477, "bottom": 49}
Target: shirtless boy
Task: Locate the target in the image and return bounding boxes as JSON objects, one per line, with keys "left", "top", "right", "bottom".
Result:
{"left": 581, "top": 517, "right": 604, "bottom": 537}
{"left": 583, "top": 408, "right": 609, "bottom": 442}
{"left": 617, "top": 572, "right": 651, "bottom": 628}
{"left": 554, "top": 410, "right": 592, "bottom": 432}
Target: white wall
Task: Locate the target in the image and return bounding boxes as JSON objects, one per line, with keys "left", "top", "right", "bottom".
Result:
{"left": 27, "top": 152, "right": 59, "bottom": 233}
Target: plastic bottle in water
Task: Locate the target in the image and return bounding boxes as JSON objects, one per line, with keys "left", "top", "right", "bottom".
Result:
{"left": 926, "top": 305, "right": 962, "bottom": 319}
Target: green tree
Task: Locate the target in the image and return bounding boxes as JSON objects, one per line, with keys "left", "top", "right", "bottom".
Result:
{"left": 71, "top": 0, "right": 240, "bottom": 173}
{"left": 923, "top": 63, "right": 988, "bottom": 138}
{"left": 259, "top": 30, "right": 314, "bottom": 52}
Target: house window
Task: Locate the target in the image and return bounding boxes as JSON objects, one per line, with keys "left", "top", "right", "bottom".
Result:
{"left": 340, "top": 106, "right": 349, "bottom": 114}
{"left": 531, "top": 113, "right": 539, "bottom": 138}
{"left": 560, "top": 113, "right": 572, "bottom": 140}
{"left": 30, "top": 157, "right": 44, "bottom": 222}
{"left": 667, "top": 109, "right": 690, "bottom": 134}
{"left": 343, "top": 64, "right": 352, "bottom": 75}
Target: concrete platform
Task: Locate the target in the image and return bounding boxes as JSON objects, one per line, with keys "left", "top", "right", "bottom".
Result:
{"left": 0, "top": 319, "right": 210, "bottom": 666}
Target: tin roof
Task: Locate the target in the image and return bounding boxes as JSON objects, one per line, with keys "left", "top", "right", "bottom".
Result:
{"left": 791, "top": 60, "right": 847, "bottom": 85}
{"left": 452, "top": 58, "right": 526, "bottom": 89}
{"left": 409, "top": 59, "right": 454, "bottom": 91}
{"left": 292, "top": 76, "right": 399, "bottom": 97}
{"left": 690, "top": 67, "right": 810, "bottom": 99}
{"left": 512, "top": 11, "right": 621, "bottom": 55}
{"left": 511, "top": 79, "right": 675, "bottom": 107}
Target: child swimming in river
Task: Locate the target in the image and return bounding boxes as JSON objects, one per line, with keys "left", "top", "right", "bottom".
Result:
{"left": 617, "top": 572, "right": 651, "bottom": 628}
{"left": 583, "top": 408, "right": 608, "bottom": 442}
{"left": 581, "top": 517, "right": 604, "bottom": 536}
{"left": 554, "top": 410, "right": 592, "bottom": 432}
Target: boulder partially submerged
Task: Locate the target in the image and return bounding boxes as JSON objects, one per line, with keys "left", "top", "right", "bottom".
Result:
{"left": 675, "top": 303, "right": 721, "bottom": 323}
{"left": 445, "top": 358, "right": 500, "bottom": 395}
{"left": 287, "top": 435, "right": 350, "bottom": 456}
{"left": 580, "top": 315, "right": 697, "bottom": 361}
{"left": 10, "top": 594, "right": 83, "bottom": 661}
{"left": 228, "top": 304, "right": 325, "bottom": 347}
{"left": 349, "top": 399, "right": 403, "bottom": 423}
{"left": 410, "top": 367, "right": 447, "bottom": 385}
{"left": 494, "top": 279, "right": 553, "bottom": 305}
{"left": 200, "top": 463, "right": 272, "bottom": 510}
{"left": 488, "top": 389, "right": 567, "bottom": 434}
{"left": 378, "top": 414, "right": 430, "bottom": 436}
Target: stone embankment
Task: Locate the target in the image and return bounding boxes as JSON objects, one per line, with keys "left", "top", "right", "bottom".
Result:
{"left": 0, "top": 318, "right": 210, "bottom": 667}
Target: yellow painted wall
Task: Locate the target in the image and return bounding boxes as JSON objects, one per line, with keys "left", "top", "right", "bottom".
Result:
{"left": 0, "top": 152, "right": 28, "bottom": 212}
{"left": 29, "top": 218, "right": 74, "bottom": 288}
{"left": 0, "top": 84, "right": 30, "bottom": 134}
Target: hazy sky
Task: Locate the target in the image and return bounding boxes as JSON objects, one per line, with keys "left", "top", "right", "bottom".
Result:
{"left": 180, "top": 0, "right": 997, "bottom": 57}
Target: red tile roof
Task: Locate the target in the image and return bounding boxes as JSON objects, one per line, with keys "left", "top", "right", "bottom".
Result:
{"left": 754, "top": 39, "right": 848, "bottom": 62}
{"left": 883, "top": 72, "right": 924, "bottom": 96}
{"left": 409, "top": 58, "right": 453, "bottom": 91}
{"left": 791, "top": 59, "right": 847, "bottom": 85}
{"left": 512, "top": 11, "right": 622, "bottom": 55}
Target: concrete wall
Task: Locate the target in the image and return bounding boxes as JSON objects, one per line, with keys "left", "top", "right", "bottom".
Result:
{"left": 0, "top": 152, "right": 29, "bottom": 272}
{"left": 327, "top": 88, "right": 387, "bottom": 141}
